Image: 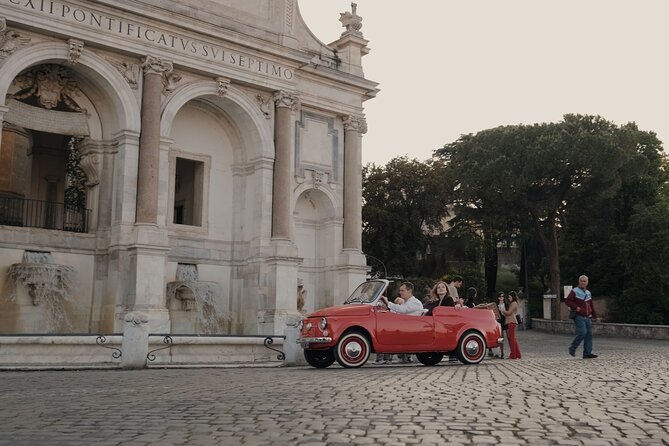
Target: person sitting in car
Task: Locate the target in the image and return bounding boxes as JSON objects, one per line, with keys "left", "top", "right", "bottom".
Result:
{"left": 380, "top": 282, "right": 424, "bottom": 315}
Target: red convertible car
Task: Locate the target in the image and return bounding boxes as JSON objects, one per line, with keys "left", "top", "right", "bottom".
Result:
{"left": 298, "top": 279, "right": 503, "bottom": 368}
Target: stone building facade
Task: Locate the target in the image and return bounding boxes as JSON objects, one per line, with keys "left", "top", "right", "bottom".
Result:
{"left": 0, "top": 0, "right": 378, "bottom": 335}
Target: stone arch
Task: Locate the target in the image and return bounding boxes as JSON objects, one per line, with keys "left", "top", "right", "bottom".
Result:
{"left": 0, "top": 42, "right": 141, "bottom": 232}
{"left": 293, "top": 187, "right": 339, "bottom": 312}
{"left": 293, "top": 182, "right": 338, "bottom": 220}
{"left": 0, "top": 41, "right": 140, "bottom": 135}
{"left": 161, "top": 81, "right": 273, "bottom": 162}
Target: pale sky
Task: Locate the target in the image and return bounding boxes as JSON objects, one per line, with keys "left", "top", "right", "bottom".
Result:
{"left": 298, "top": 1, "right": 669, "bottom": 165}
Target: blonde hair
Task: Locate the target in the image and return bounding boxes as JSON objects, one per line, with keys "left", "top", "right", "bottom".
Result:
{"left": 429, "top": 281, "right": 450, "bottom": 302}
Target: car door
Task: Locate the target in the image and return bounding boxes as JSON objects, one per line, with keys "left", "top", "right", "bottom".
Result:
{"left": 374, "top": 307, "right": 435, "bottom": 349}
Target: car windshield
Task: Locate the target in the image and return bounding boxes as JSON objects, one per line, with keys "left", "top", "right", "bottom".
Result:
{"left": 344, "top": 280, "right": 387, "bottom": 304}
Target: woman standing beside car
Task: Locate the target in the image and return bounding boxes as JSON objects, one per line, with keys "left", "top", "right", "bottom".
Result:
{"left": 503, "top": 291, "right": 522, "bottom": 359}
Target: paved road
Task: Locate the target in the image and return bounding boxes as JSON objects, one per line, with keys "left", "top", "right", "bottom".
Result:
{"left": 1, "top": 330, "right": 668, "bottom": 445}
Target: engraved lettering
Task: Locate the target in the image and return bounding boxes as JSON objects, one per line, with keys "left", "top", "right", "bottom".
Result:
{"left": 90, "top": 11, "right": 101, "bottom": 27}
{"left": 5, "top": 0, "right": 296, "bottom": 80}
{"left": 73, "top": 8, "right": 85, "bottom": 22}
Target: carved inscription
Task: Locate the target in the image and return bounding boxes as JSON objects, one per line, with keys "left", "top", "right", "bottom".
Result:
{"left": 4, "top": 0, "right": 294, "bottom": 80}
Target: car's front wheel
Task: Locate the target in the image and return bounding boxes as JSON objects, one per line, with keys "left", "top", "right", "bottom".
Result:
{"left": 334, "top": 332, "right": 370, "bottom": 368}
{"left": 456, "top": 330, "right": 486, "bottom": 364}
{"left": 415, "top": 352, "right": 444, "bottom": 366}
{"left": 304, "top": 348, "right": 335, "bottom": 368}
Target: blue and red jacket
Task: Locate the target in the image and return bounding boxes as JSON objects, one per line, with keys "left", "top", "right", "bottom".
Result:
{"left": 566, "top": 287, "right": 598, "bottom": 319}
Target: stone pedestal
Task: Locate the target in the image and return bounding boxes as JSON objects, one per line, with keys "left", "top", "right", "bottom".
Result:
{"left": 121, "top": 311, "right": 149, "bottom": 369}
{"left": 336, "top": 249, "right": 369, "bottom": 304}
{"left": 283, "top": 323, "right": 307, "bottom": 366}
{"left": 255, "top": 240, "right": 302, "bottom": 335}
{"left": 543, "top": 294, "right": 556, "bottom": 319}
{"left": 127, "top": 224, "right": 170, "bottom": 333}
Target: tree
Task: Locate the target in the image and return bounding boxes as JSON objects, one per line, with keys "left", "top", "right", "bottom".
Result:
{"left": 436, "top": 115, "right": 645, "bottom": 319}
{"left": 362, "top": 156, "right": 452, "bottom": 277}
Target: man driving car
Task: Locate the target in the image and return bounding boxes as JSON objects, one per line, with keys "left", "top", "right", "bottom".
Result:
{"left": 380, "top": 282, "right": 424, "bottom": 315}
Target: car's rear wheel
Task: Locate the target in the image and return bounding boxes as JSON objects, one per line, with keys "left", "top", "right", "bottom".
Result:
{"left": 334, "top": 332, "right": 370, "bottom": 368}
{"left": 457, "top": 331, "right": 486, "bottom": 364}
{"left": 415, "top": 352, "right": 444, "bottom": 366}
{"left": 304, "top": 348, "right": 335, "bottom": 368}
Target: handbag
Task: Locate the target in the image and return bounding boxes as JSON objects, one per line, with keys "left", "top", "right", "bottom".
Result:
{"left": 568, "top": 309, "right": 577, "bottom": 319}
{"left": 515, "top": 314, "right": 522, "bottom": 324}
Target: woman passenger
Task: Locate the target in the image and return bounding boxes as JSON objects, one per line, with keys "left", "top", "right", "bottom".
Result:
{"left": 423, "top": 281, "right": 449, "bottom": 315}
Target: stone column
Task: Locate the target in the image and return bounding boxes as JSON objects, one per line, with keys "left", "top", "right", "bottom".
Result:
{"left": 271, "top": 90, "right": 299, "bottom": 240}
{"left": 136, "top": 56, "right": 172, "bottom": 224}
{"left": 342, "top": 114, "right": 367, "bottom": 251}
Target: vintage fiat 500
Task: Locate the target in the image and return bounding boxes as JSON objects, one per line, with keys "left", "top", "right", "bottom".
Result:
{"left": 298, "top": 279, "right": 503, "bottom": 368}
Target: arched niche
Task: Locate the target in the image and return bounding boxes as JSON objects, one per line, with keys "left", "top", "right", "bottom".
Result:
{"left": 293, "top": 187, "right": 338, "bottom": 312}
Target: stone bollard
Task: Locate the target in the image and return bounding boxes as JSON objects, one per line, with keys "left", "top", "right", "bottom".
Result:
{"left": 283, "top": 323, "right": 307, "bottom": 366}
{"left": 121, "top": 311, "right": 149, "bottom": 369}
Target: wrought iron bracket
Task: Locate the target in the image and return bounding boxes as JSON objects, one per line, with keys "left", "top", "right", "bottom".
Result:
{"left": 96, "top": 335, "right": 121, "bottom": 359}
{"left": 147, "top": 335, "right": 173, "bottom": 362}
{"left": 263, "top": 336, "right": 285, "bottom": 361}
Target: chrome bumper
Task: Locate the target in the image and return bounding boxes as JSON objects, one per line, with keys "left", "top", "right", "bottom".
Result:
{"left": 298, "top": 337, "right": 332, "bottom": 347}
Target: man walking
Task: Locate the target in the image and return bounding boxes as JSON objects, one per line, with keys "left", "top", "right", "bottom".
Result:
{"left": 565, "top": 275, "right": 600, "bottom": 359}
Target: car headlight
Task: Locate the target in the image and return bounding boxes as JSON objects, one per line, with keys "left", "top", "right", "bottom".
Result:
{"left": 297, "top": 320, "right": 303, "bottom": 330}
{"left": 319, "top": 317, "right": 327, "bottom": 330}
{"left": 306, "top": 322, "right": 312, "bottom": 330}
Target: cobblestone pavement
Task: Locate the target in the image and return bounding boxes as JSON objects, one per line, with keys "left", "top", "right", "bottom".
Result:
{"left": 1, "top": 330, "right": 668, "bottom": 446}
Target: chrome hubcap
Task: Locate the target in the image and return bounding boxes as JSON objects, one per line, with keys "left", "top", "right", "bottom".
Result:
{"left": 344, "top": 341, "right": 362, "bottom": 359}
{"left": 465, "top": 339, "right": 480, "bottom": 356}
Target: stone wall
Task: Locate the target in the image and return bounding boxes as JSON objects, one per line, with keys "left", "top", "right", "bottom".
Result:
{"left": 0, "top": 334, "right": 285, "bottom": 369}
{"left": 531, "top": 318, "right": 669, "bottom": 340}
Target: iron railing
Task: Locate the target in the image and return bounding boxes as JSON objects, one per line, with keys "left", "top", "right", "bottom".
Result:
{"left": 0, "top": 197, "right": 90, "bottom": 233}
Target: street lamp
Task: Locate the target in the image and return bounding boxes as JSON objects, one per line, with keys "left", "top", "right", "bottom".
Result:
{"left": 365, "top": 254, "right": 387, "bottom": 279}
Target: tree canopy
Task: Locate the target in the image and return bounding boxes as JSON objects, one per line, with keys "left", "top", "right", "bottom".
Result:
{"left": 362, "top": 156, "right": 452, "bottom": 278}
{"left": 435, "top": 114, "right": 667, "bottom": 319}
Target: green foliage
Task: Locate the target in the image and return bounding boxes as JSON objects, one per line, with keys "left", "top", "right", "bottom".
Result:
{"left": 609, "top": 200, "right": 669, "bottom": 324}
{"left": 362, "top": 156, "right": 453, "bottom": 277}
{"left": 496, "top": 268, "right": 519, "bottom": 296}
{"left": 64, "top": 137, "right": 87, "bottom": 209}
{"left": 362, "top": 117, "right": 668, "bottom": 324}
{"left": 435, "top": 114, "right": 664, "bottom": 320}
{"left": 558, "top": 125, "right": 669, "bottom": 323}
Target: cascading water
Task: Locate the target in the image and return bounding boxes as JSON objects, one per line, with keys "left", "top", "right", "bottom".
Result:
{"left": 5, "top": 250, "right": 75, "bottom": 332}
{"left": 166, "top": 263, "right": 228, "bottom": 334}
